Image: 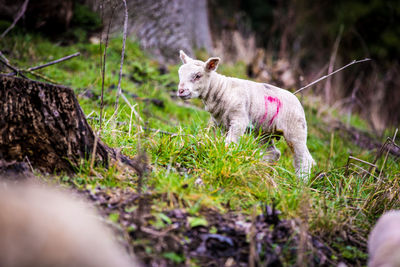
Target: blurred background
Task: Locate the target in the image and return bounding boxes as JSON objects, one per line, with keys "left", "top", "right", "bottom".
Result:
{"left": 1, "top": 0, "right": 399, "bottom": 133}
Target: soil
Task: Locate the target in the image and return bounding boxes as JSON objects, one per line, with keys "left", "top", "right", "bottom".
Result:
{"left": 80, "top": 186, "right": 335, "bottom": 266}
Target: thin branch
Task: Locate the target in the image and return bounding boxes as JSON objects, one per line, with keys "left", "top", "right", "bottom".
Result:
{"left": 114, "top": 0, "right": 128, "bottom": 115}
{"left": 23, "top": 69, "right": 57, "bottom": 84}
{"left": 0, "top": 57, "right": 28, "bottom": 79}
{"left": 0, "top": 0, "right": 29, "bottom": 39}
{"left": 0, "top": 57, "right": 19, "bottom": 73}
{"left": 0, "top": 51, "right": 10, "bottom": 64}
{"left": 348, "top": 155, "right": 377, "bottom": 168}
{"left": 1, "top": 50, "right": 57, "bottom": 82}
{"left": 121, "top": 93, "right": 144, "bottom": 125}
{"left": 90, "top": 2, "right": 115, "bottom": 172}
{"left": 294, "top": 58, "right": 371, "bottom": 95}
{"left": 378, "top": 129, "right": 399, "bottom": 180}
{"left": 27, "top": 52, "right": 80, "bottom": 71}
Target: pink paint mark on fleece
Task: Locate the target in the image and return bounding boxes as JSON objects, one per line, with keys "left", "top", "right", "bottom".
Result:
{"left": 259, "top": 96, "right": 282, "bottom": 126}
{"left": 267, "top": 96, "right": 282, "bottom": 126}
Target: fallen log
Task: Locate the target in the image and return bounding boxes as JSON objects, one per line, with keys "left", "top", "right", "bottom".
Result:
{"left": 0, "top": 74, "right": 143, "bottom": 174}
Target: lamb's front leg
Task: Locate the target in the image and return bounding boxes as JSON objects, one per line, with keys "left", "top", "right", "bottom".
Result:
{"left": 225, "top": 115, "right": 249, "bottom": 144}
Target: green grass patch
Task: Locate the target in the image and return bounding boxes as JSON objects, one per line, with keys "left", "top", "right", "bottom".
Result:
{"left": 2, "top": 32, "right": 399, "bottom": 264}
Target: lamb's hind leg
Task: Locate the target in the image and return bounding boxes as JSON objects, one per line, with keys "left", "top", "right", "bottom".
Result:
{"left": 284, "top": 122, "right": 315, "bottom": 181}
{"left": 292, "top": 142, "right": 315, "bottom": 181}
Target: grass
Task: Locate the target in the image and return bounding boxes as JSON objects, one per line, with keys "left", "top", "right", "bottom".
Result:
{"left": 1, "top": 32, "right": 400, "bottom": 265}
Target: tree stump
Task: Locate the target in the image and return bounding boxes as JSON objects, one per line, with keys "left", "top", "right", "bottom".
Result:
{"left": 0, "top": 75, "right": 142, "bottom": 174}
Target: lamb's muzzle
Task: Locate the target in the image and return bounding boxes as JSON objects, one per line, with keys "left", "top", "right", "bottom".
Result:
{"left": 177, "top": 50, "right": 315, "bottom": 180}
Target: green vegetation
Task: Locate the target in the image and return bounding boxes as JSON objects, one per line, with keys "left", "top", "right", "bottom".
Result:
{"left": 1, "top": 33, "right": 399, "bottom": 264}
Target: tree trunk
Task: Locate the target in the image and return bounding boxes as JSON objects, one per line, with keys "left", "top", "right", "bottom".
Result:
{"left": 0, "top": 75, "right": 142, "bottom": 174}
{"left": 84, "top": 0, "right": 213, "bottom": 63}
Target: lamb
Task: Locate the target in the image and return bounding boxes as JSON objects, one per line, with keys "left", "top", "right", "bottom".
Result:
{"left": 177, "top": 51, "right": 315, "bottom": 180}
{"left": 368, "top": 210, "right": 400, "bottom": 267}
{"left": 0, "top": 182, "right": 138, "bottom": 267}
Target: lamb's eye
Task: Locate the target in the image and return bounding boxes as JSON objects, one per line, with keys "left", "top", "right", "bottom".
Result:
{"left": 193, "top": 73, "right": 202, "bottom": 81}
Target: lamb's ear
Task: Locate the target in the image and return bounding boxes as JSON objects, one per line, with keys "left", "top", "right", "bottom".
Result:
{"left": 205, "top": 57, "right": 220, "bottom": 72}
{"left": 179, "top": 50, "right": 192, "bottom": 64}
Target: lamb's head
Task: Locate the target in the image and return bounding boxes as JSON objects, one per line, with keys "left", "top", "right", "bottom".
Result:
{"left": 177, "top": 50, "right": 220, "bottom": 100}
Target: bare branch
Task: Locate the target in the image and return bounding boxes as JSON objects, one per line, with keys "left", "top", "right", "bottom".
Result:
{"left": 378, "top": 128, "right": 399, "bottom": 180}
{"left": 348, "top": 155, "right": 377, "bottom": 168}
{"left": 27, "top": 52, "right": 80, "bottom": 71}
{"left": 0, "top": 51, "right": 10, "bottom": 64}
{"left": 294, "top": 58, "right": 371, "bottom": 95}
{"left": 1, "top": 54, "right": 56, "bottom": 83}
{"left": 90, "top": 2, "right": 116, "bottom": 172}
{"left": 114, "top": 0, "right": 129, "bottom": 115}
{"left": 22, "top": 69, "right": 58, "bottom": 84}
{"left": 0, "top": 57, "right": 28, "bottom": 79}
{"left": 0, "top": 0, "right": 29, "bottom": 39}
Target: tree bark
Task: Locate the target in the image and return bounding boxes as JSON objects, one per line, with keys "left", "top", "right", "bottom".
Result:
{"left": 0, "top": 75, "right": 141, "bottom": 174}
{"left": 84, "top": 0, "right": 213, "bottom": 63}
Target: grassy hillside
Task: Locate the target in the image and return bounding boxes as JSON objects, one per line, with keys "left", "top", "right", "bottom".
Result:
{"left": 1, "top": 33, "right": 399, "bottom": 266}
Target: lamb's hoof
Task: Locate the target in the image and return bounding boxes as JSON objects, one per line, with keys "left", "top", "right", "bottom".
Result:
{"left": 262, "top": 150, "right": 281, "bottom": 163}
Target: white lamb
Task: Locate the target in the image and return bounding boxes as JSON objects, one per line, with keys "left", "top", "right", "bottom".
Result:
{"left": 0, "top": 183, "right": 137, "bottom": 267}
{"left": 368, "top": 210, "right": 400, "bottom": 267}
{"left": 177, "top": 51, "right": 315, "bottom": 180}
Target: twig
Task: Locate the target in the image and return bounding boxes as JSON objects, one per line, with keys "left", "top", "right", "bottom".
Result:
{"left": 90, "top": 130, "right": 100, "bottom": 173}
{"left": 0, "top": 51, "right": 10, "bottom": 64}
{"left": 393, "top": 129, "right": 398, "bottom": 147}
{"left": 1, "top": 50, "right": 56, "bottom": 82}
{"left": 0, "top": 0, "right": 29, "bottom": 39}
{"left": 0, "top": 57, "right": 28, "bottom": 79}
{"left": 24, "top": 156, "right": 34, "bottom": 173}
{"left": 348, "top": 155, "right": 377, "bottom": 168}
{"left": 85, "top": 110, "right": 96, "bottom": 119}
{"left": 121, "top": 93, "right": 144, "bottom": 125}
{"left": 368, "top": 134, "right": 400, "bottom": 174}
{"left": 114, "top": 0, "right": 128, "bottom": 115}
{"left": 26, "top": 52, "right": 80, "bottom": 71}
{"left": 22, "top": 69, "right": 58, "bottom": 84}
{"left": 349, "top": 163, "right": 379, "bottom": 180}
{"left": 310, "top": 62, "right": 329, "bottom": 85}
{"left": 345, "top": 155, "right": 378, "bottom": 177}
{"left": 90, "top": 2, "right": 115, "bottom": 172}
{"left": 378, "top": 129, "right": 398, "bottom": 180}
{"left": 294, "top": 58, "right": 371, "bottom": 95}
